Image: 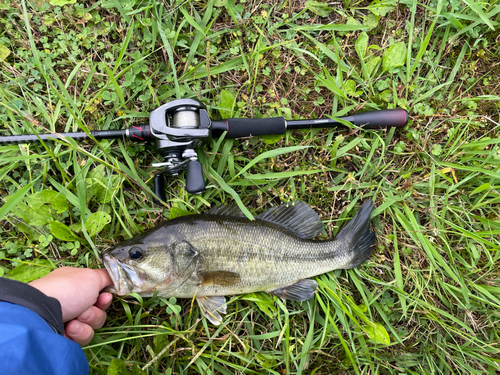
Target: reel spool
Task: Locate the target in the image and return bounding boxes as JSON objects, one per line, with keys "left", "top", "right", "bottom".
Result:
{"left": 171, "top": 107, "right": 201, "bottom": 129}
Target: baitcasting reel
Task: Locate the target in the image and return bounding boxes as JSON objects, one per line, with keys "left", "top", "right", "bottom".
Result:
{"left": 0, "top": 99, "right": 409, "bottom": 202}
{"left": 149, "top": 99, "right": 211, "bottom": 200}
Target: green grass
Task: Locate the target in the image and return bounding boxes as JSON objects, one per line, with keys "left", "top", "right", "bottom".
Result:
{"left": 1, "top": 0, "right": 500, "bottom": 373}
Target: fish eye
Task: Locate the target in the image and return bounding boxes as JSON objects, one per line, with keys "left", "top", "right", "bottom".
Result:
{"left": 129, "top": 246, "right": 143, "bottom": 260}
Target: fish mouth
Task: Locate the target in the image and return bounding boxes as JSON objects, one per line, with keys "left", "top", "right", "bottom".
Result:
{"left": 102, "top": 252, "right": 144, "bottom": 296}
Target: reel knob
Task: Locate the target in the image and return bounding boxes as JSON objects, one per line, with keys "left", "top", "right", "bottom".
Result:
{"left": 153, "top": 173, "right": 167, "bottom": 204}
{"left": 186, "top": 160, "right": 205, "bottom": 194}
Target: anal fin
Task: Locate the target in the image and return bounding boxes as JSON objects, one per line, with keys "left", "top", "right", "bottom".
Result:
{"left": 267, "top": 279, "right": 318, "bottom": 301}
{"left": 197, "top": 296, "right": 227, "bottom": 325}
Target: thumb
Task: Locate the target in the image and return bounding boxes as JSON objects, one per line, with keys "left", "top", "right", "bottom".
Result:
{"left": 94, "top": 268, "right": 114, "bottom": 291}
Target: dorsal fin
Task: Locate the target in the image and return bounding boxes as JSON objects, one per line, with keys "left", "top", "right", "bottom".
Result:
{"left": 205, "top": 205, "right": 250, "bottom": 218}
{"left": 256, "top": 201, "right": 324, "bottom": 239}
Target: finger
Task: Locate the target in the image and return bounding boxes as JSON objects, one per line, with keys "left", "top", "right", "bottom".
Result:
{"left": 65, "top": 320, "right": 95, "bottom": 346}
{"left": 76, "top": 306, "right": 107, "bottom": 330}
{"left": 95, "top": 268, "right": 114, "bottom": 290}
{"left": 95, "top": 292, "right": 113, "bottom": 310}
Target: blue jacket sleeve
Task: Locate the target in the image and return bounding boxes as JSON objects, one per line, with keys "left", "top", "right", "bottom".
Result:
{"left": 0, "top": 278, "right": 89, "bottom": 375}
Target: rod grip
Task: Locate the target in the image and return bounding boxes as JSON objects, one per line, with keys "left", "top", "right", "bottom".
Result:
{"left": 344, "top": 108, "right": 409, "bottom": 129}
{"left": 212, "top": 117, "right": 286, "bottom": 138}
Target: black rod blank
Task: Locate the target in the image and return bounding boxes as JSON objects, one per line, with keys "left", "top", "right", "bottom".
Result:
{"left": 0, "top": 130, "right": 127, "bottom": 145}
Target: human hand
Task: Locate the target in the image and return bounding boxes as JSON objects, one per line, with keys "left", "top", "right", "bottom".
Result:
{"left": 29, "top": 267, "right": 113, "bottom": 346}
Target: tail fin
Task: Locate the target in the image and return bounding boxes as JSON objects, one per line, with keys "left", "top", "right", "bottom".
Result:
{"left": 336, "top": 200, "right": 375, "bottom": 269}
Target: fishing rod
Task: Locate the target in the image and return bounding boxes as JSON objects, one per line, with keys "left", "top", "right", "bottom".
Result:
{"left": 0, "top": 99, "right": 408, "bottom": 201}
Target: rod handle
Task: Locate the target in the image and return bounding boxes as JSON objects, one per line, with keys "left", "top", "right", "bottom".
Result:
{"left": 344, "top": 108, "right": 409, "bottom": 129}
{"left": 211, "top": 117, "right": 286, "bottom": 138}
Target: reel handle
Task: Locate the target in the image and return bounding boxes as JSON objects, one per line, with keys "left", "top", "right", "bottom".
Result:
{"left": 152, "top": 157, "right": 205, "bottom": 204}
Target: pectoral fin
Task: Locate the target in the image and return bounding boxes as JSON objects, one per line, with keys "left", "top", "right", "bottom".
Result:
{"left": 197, "top": 296, "right": 227, "bottom": 325}
{"left": 267, "top": 279, "right": 318, "bottom": 301}
{"left": 198, "top": 271, "right": 241, "bottom": 286}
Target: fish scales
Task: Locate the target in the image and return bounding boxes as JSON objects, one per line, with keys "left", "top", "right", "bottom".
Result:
{"left": 183, "top": 217, "right": 352, "bottom": 296}
{"left": 102, "top": 200, "right": 375, "bottom": 325}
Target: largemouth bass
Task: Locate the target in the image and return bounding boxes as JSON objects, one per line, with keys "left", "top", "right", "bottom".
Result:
{"left": 102, "top": 200, "right": 375, "bottom": 325}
